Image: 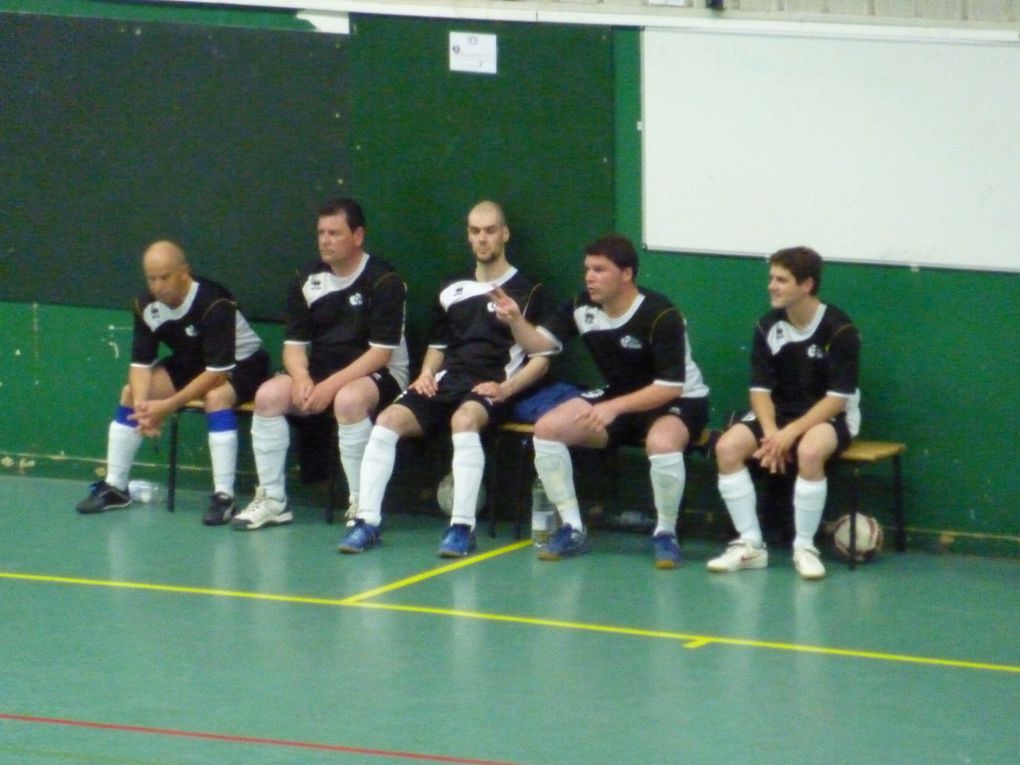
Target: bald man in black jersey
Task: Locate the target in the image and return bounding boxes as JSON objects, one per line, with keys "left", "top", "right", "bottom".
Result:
{"left": 76, "top": 241, "right": 271, "bottom": 523}
{"left": 339, "top": 201, "right": 550, "bottom": 557}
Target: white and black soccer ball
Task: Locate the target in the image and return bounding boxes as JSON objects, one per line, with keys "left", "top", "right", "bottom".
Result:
{"left": 436, "top": 472, "right": 486, "bottom": 516}
{"left": 831, "top": 513, "right": 884, "bottom": 562}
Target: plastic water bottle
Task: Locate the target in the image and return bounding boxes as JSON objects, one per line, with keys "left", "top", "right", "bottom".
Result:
{"left": 128, "top": 480, "right": 161, "bottom": 504}
{"left": 530, "top": 478, "right": 559, "bottom": 548}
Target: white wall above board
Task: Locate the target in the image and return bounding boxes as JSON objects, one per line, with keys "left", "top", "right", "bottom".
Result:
{"left": 641, "top": 26, "right": 1020, "bottom": 273}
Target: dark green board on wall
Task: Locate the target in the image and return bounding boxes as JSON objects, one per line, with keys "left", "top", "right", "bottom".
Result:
{"left": 0, "top": 13, "right": 351, "bottom": 320}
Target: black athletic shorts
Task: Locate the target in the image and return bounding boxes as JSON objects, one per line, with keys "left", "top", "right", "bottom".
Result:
{"left": 737, "top": 411, "right": 854, "bottom": 458}
{"left": 577, "top": 387, "right": 710, "bottom": 450}
{"left": 392, "top": 368, "right": 510, "bottom": 438}
{"left": 161, "top": 348, "right": 271, "bottom": 405}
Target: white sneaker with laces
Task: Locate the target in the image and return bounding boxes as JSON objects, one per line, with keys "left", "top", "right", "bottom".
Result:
{"left": 793, "top": 545, "right": 826, "bottom": 580}
{"left": 707, "top": 539, "right": 769, "bottom": 573}
{"left": 231, "top": 487, "right": 293, "bottom": 530}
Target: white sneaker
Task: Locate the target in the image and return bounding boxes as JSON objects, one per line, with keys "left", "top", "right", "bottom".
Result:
{"left": 230, "top": 487, "right": 293, "bottom": 530}
{"left": 344, "top": 500, "right": 358, "bottom": 528}
{"left": 707, "top": 539, "right": 769, "bottom": 573}
{"left": 793, "top": 545, "right": 826, "bottom": 580}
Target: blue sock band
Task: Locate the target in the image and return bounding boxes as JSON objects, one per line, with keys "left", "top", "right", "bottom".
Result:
{"left": 206, "top": 409, "right": 238, "bottom": 433}
{"left": 115, "top": 406, "right": 135, "bottom": 426}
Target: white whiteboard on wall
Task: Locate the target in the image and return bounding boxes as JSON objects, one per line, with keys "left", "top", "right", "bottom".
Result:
{"left": 641, "top": 27, "right": 1020, "bottom": 273}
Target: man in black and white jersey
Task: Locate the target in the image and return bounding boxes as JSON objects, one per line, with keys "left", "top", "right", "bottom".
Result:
{"left": 339, "top": 200, "right": 549, "bottom": 557}
{"left": 231, "top": 197, "right": 409, "bottom": 531}
{"left": 492, "top": 234, "right": 710, "bottom": 568}
{"left": 76, "top": 240, "right": 271, "bottom": 523}
{"left": 707, "top": 246, "right": 861, "bottom": 580}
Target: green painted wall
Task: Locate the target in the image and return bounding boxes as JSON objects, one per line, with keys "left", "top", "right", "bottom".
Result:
{"left": 1, "top": 9, "right": 1016, "bottom": 556}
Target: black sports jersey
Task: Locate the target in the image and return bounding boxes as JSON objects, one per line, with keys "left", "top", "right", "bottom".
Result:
{"left": 429, "top": 267, "right": 545, "bottom": 383}
{"left": 285, "top": 254, "right": 409, "bottom": 388}
{"left": 538, "top": 287, "right": 708, "bottom": 399}
{"left": 750, "top": 302, "right": 861, "bottom": 431}
{"left": 131, "top": 276, "right": 262, "bottom": 380}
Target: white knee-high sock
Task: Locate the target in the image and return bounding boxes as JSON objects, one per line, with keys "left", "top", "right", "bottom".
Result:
{"left": 337, "top": 418, "right": 373, "bottom": 505}
{"left": 450, "top": 432, "right": 485, "bottom": 529}
{"left": 649, "top": 452, "right": 685, "bottom": 536}
{"left": 251, "top": 414, "right": 289, "bottom": 502}
{"left": 356, "top": 425, "right": 400, "bottom": 526}
{"left": 106, "top": 421, "right": 142, "bottom": 490}
{"left": 208, "top": 430, "right": 238, "bottom": 497}
{"left": 793, "top": 476, "right": 827, "bottom": 550}
{"left": 533, "top": 438, "right": 582, "bottom": 531}
{"left": 718, "top": 468, "right": 762, "bottom": 547}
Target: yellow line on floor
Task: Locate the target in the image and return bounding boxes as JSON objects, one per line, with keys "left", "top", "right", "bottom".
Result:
{"left": 5, "top": 557, "right": 1019, "bottom": 675}
{"left": 0, "top": 571, "right": 352, "bottom": 606}
{"left": 0, "top": 539, "right": 532, "bottom": 609}
{"left": 339, "top": 539, "right": 534, "bottom": 604}
{"left": 348, "top": 601, "right": 1020, "bottom": 674}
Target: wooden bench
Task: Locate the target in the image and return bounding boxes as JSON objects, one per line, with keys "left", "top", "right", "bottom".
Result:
{"left": 487, "top": 422, "right": 907, "bottom": 568}
{"left": 166, "top": 400, "right": 341, "bottom": 521}
{"left": 836, "top": 439, "right": 907, "bottom": 568}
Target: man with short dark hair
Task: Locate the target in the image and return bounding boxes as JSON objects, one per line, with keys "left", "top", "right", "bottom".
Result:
{"left": 76, "top": 240, "right": 271, "bottom": 524}
{"left": 231, "top": 197, "right": 409, "bottom": 531}
{"left": 492, "top": 233, "right": 710, "bottom": 567}
{"left": 707, "top": 246, "right": 861, "bottom": 580}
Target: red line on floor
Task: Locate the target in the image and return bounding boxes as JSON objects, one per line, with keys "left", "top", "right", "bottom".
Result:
{"left": 0, "top": 713, "right": 522, "bottom": 765}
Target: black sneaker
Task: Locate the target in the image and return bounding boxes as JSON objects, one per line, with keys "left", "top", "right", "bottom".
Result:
{"left": 202, "top": 492, "right": 236, "bottom": 526}
{"left": 76, "top": 481, "right": 131, "bottom": 514}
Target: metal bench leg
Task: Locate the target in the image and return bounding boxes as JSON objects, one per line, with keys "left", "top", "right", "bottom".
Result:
{"left": 892, "top": 454, "right": 906, "bottom": 552}
{"left": 167, "top": 412, "right": 180, "bottom": 512}
{"left": 849, "top": 465, "right": 860, "bottom": 570}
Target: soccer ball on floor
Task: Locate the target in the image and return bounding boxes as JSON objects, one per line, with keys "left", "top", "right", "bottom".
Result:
{"left": 831, "top": 513, "right": 884, "bottom": 562}
{"left": 436, "top": 472, "right": 486, "bottom": 516}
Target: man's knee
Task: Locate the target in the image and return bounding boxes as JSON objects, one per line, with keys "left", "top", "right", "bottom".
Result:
{"left": 376, "top": 404, "right": 418, "bottom": 436}
{"left": 715, "top": 425, "right": 755, "bottom": 470}
{"left": 203, "top": 384, "right": 237, "bottom": 412}
{"left": 450, "top": 402, "right": 487, "bottom": 433}
{"left": 253, "top": 377, "right": 290, "bottom": 415}
{"left": 333, "top": 383, "right": 377, "bottom": 423}
{"left": 645, "top": 416, "right": 688, "bottom": 455}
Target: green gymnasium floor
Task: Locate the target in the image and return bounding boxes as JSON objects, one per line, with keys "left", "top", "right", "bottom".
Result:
{"left": 1, "top": 475, "right": 1018, "bottom": 764}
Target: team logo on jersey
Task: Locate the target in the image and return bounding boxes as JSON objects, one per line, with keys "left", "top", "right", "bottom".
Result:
{"left": 486, "top": 301, "right": 496, "bottom": 313}
{"left": 149, "top": 306, "right": 160, "bottom": 319}
{"left": 185, "top": 325, "right": 198, "bottom": 337}
{"left": 619, "top": 335, "right": 643, "bottom": 350}
{"left": 807, "top": 344, "right": 824, "bottom": 359}
{"left": 310, "top": 276, "right": 321, "bottom": 289}
{"left": 454, "top": 285, "right": 464, "bottom": 297}
{"left": 349, "top": 292, "right": 363, "bottom": 307}
{"left": 583, "top": 310, "right": 596, "bottom": 325}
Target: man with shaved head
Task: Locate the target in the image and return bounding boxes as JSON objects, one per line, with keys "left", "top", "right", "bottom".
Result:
{"left": 339, "top": 201, "right": 549, "bottom": 557}
{"left": 76, "top": 240, "right": 271, "bottom": 523}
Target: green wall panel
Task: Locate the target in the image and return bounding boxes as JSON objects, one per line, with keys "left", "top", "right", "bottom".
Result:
{"left": 0, "top": 10, "right": 349, "bottom": 320}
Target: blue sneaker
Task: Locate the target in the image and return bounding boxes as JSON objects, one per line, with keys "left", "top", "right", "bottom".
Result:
{"left": 337, "top": 520, "right": 381, "bottom": 554}
{"left": 538, "top": 524, "right": 590, "bottom": 561}
{"left": 652, "top": 532, "right": 684, "bottom": 569}
{"left": 438, "top": 524, "right": 477, "bottom": 558}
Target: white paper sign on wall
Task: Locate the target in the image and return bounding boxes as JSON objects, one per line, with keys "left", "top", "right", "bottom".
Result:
{"left": 449, "top": 32, "right": 498, "bottom": 75}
